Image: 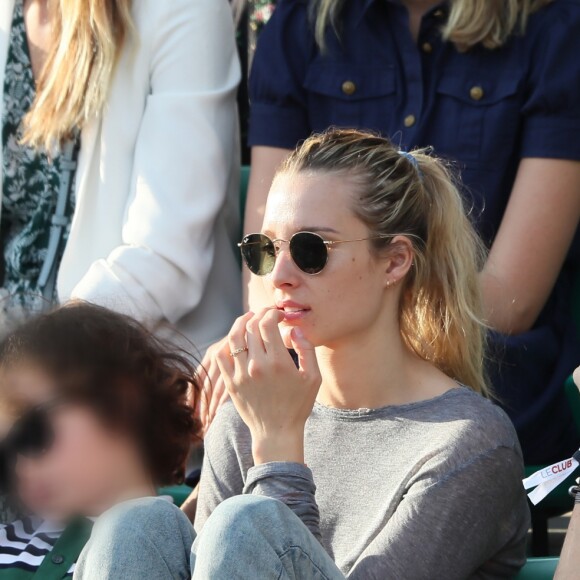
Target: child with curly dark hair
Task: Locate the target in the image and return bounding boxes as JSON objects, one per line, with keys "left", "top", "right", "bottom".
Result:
{"left": 0, "top": 302, "right": 201, "bottom": 577}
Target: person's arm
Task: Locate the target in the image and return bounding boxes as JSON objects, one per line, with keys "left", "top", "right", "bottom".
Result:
{"left": 192, "top": 395, "right": 322, "bottom": 542}
{"left": 481, "top": 6, "right": 580, "bottom": 336}
{"left": 71, "top": 0, "right": 240, "bottom": 326}
{"left": 180, "top": 483, "right": 198, "bottom": 523}
{"left": 481, "top": 158, "right": 580, "bottom": 335}
{"left": 555, "top": 500, "right": 580, "bottom": 579}
{"left": 244, "top": 146, "right": 292, "bottom": 310}
{"left": 193, "top": 402, "right": 251, "bottom": 531}
{"left": 347, "top": 446, "right": 528, "bottom": 579}
{"left": 205, "top": 309, "right": 323, "bottom": 540}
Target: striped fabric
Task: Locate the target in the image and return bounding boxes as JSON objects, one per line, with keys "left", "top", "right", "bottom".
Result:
{"left": 0, "top": 517, "right": 74, "bottom": 576}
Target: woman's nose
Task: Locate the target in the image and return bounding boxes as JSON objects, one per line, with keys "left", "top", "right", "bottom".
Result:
{"left": 269, "top": 247, "right": 301, "bottom": 289}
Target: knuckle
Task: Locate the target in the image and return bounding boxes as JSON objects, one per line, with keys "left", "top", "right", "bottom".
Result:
{"left": 231, "top": 314, "right": 251, "bottom": 334}
{"left": 246, "top": 319, "right": 260, "bottom": 335}
{"left": 256, "top": 307, "right": 272, "bottom": 319}
{"left": 247, "top": 359, "right": 262, "bottom": 378}
{"left": 259, "top": 315, "right": 275, "bottom": 332}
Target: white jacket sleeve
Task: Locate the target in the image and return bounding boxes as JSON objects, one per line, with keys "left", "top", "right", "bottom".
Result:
{"left": 71, "top": 0, "right": 240, "bottom": 325}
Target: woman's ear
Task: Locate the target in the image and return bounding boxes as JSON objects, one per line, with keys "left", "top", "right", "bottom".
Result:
{"left": 382, "top": 235, "right": 414, "bottom": 288}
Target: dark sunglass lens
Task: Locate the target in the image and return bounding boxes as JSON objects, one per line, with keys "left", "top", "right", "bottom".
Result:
{"left": 11, "top": 410, "right": 54, "bottom": 457}
{"left": 240, "top": 234, "right": 276, "bottom": 276}
{"left": 290, "top": 232, "right": 328, "bottom": 274}
{"left": 0, "top": 445, "right": 13, "bottom": 490}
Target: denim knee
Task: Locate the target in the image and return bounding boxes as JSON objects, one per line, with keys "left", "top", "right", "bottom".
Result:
{"left": 76, "top": 497, "right": 195, "bottom": 580}
{"left": 91, "top": 496, "right": 195, "bottom": 553}
{"left": 97, "top": 497, "right": 185, "bottom": 534}
{"left": 201, "top": 495, "right": 287, "bottom": 542}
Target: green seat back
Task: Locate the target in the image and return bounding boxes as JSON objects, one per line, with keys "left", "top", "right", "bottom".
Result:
{"left": 525, "top": 269, "right": 580, "bottom": 515}
{"left": 158, "top": 484, "right": 193, "bottom": 507}
{"left": 514, "top": 557, "right": 559, "bottom": 580}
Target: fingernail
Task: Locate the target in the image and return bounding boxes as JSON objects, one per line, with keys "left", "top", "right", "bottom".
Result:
{"left": 293, "top": 327, "right": 305, "bottom": 339}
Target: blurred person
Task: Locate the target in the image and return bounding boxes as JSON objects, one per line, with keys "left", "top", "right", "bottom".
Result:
{"left": 0, "top": 0, "right": 241, "bottom": 352}
{"left": 181, "top": 130, "right": 529, "bottom": 579}
{"left": 0, "top": 302, "right": 200, "bottom": 576}
{"left": 239, "top": 0, "right": 580, "bottom": 465}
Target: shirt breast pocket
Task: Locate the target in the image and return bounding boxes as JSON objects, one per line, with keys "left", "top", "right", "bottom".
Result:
{"left": 435, "top": 73, "right": 521, "bottom": 163}
{"left": 303, "top": 63, "right": 397, "bottom": 134}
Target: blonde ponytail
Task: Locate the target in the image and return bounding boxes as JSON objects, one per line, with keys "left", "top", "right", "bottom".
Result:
{"left": 23, "top": 0, "right": 134, "bottom": 151}
{"left": 400, "top": 155, "right": 488, "bottom": 395}
{"left": 280, "top": 129, "right": 489, "bottom": 396}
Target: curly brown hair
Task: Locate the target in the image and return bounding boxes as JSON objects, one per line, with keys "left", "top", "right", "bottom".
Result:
{"left": 0, "top": 302, "right": 201, "bottom": 486}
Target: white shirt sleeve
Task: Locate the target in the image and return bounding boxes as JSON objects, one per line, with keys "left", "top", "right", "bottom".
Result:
{"left": 71, "top": 0, "right": 241, "bottom": 325}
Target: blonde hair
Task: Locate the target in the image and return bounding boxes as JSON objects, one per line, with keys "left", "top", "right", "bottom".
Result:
{"left": 311, "top": 0, "right": 551, "bottom": 51}
{"left": 23, "top": 0, "right": 134, "bottom": 151}
{"left": 279, "top": 129, "right": 489, "bottom": 396}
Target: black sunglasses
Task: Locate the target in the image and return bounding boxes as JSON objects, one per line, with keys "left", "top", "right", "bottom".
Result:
{"left": 0, "top": 397, "right": 62, "bottom": 462}
{"left": 0, "top": 401, "right": 59, "bottom": 491}
{"left": 238, "top": 232, "right": 393, "bottom": 276}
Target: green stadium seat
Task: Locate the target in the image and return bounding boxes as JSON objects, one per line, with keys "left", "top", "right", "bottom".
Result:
{"left": 159, "top": 484, "right": 193, "bottom": 507}
{"left": 515, "top": 557, "right": 559, "bottom": 579}
{"left": 527, "top": 270, "right": 580, "bottom": 555}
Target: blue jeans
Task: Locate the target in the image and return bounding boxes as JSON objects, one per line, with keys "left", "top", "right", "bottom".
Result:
{"left": 75, "top": 495, "right": 345, "bottom": 579}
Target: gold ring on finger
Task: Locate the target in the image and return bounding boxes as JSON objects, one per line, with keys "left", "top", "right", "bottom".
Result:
{"left": 230, "top": 347, "right": 249, "bottom": 358}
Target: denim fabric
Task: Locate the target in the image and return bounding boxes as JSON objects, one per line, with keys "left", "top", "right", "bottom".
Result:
{"left": 74, "top": 496, "right": 344, "bottom": 579}
{"left": 74, "top": 498, "right": 194, "bottom": 580}
{"left": 192, "top": 496, "right": 344, "bottom": 580}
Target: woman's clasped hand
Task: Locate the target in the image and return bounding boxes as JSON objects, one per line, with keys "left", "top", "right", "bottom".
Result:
{"left": 215, "top": 309, "right": 321, "bottom": 465}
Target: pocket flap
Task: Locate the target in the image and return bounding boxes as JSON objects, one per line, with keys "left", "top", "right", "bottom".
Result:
{"left": 304, "top": 63, "right": 396, "bottom": 101}
{"left": 437, "top": 73, "right": 520, "bottom": 105}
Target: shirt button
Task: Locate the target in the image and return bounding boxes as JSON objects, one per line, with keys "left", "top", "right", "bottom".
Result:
{"left": 421, "top": 42, "right": 433, "bottom": 53}
{"left": 51, "top": 554, "right": 65, "bottom": 565}
{"left": 341, "top": 80, "right": 357, "bottom": 96}
{"left": 469, "top": 86, "right": 484, "bottom": 101}
{"left": 404, "top": 114, "right": 416, "bottom": 128}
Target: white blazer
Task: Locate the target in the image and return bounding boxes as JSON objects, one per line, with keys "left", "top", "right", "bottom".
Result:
{"left": 0, "top": 0, "right": 242, "bottom": 354}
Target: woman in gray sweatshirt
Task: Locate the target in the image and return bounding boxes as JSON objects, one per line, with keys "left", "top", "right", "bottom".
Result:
{"left": 82, "top": 128, "right": 530, "bottom": 579}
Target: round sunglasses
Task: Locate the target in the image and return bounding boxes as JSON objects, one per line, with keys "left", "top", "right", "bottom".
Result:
{"left": 238, "top": 232, "right": 393, "bottom": 276}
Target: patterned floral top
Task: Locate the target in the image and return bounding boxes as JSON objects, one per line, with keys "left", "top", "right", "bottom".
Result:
{"left": 1, "top": 0, "right": 78, "bottom": 329}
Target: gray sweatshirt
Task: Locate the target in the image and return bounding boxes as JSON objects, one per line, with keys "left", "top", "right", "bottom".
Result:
{"left": 196, "top": 387, "right": 530, "bottom": 579}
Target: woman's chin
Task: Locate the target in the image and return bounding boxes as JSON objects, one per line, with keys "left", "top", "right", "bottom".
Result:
{"left": 279, "top": 323, "right": 322, "bottom": 351}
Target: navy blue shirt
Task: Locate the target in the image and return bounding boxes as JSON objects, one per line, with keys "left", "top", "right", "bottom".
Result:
{"left": 249, "top": 0, "right": 580, "bottom": 463}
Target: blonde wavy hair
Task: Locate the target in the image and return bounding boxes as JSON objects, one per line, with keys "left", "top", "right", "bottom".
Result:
{"left": 311, "top": 0, "right": 551, "bottom": 51}
{"left": 23, "top": 0, "right": 134, "bottom": 151}
{"left": 279, "top": 129, "right": 489, "bottom": 396}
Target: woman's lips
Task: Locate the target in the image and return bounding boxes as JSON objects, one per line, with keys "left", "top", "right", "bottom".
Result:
{"left": 280, "top": 309, "right": 309, "bottom": 322}
{"left": 276, "top": 302, "right": 311, "bottom": 322}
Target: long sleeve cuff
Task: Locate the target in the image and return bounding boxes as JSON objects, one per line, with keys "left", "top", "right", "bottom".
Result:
{"left": 243, "top": 462, "right": 322, "bottom": 542}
